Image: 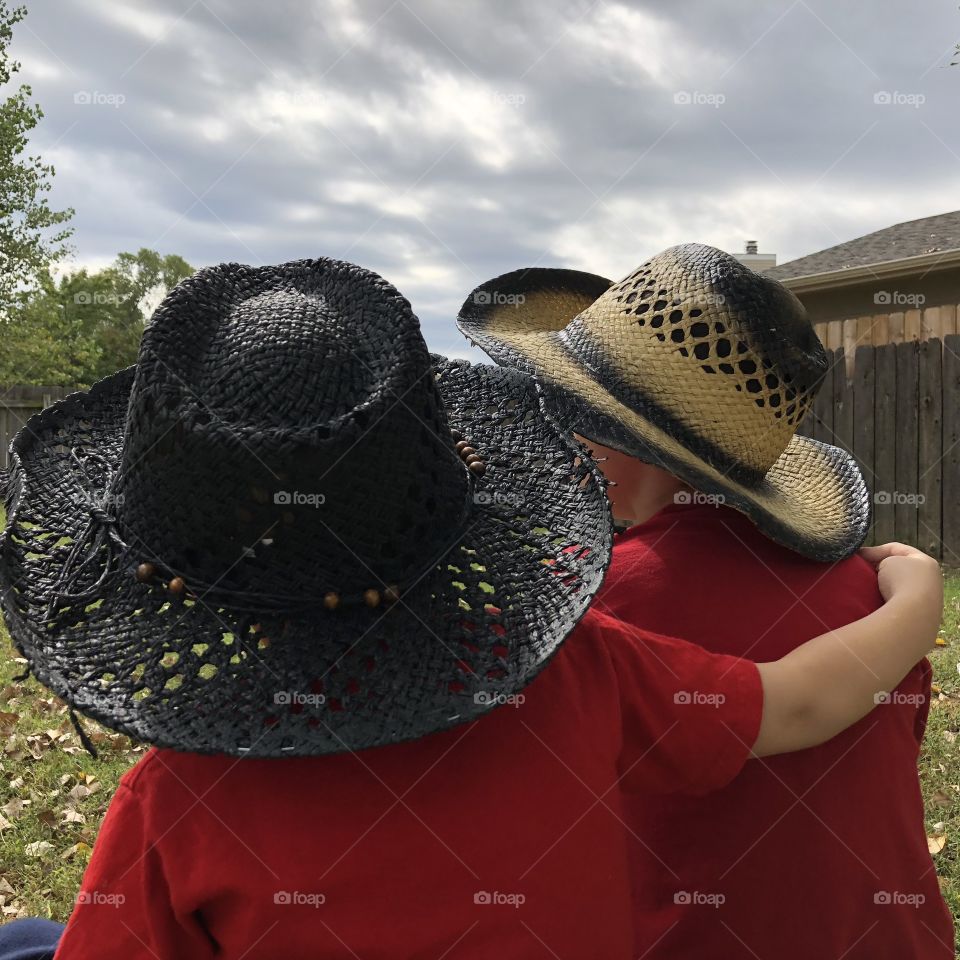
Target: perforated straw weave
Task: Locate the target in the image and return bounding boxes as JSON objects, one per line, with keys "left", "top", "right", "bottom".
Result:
{"left": 457, "top": 243, "right": 871, "bottom": 562}
{"left": 0, "top": 258, "right": 612, "bottom": 757}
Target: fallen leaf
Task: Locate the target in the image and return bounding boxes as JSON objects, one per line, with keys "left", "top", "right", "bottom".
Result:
{"left": 931, "top": 789, "right": 953, "bottom": 809}
{"left": 1, "top": 799, "right": 24, "bottom": 820}
{"left": 24, "top": 841, "right": 54, "bottom": 858}
{"left": 60, "top": 841, "right": 91, "bottom": 861}
{"left": 0, "top": 878, "right": 14, "bottom": 896}
{"left": 936, "top": 636, "right": 948, "bottom": 647}
{"left": 0, "top": 815, "right": 11, "bottom": 833}
{"left": 36, "top": 810, "right": 57, "bottom": 829}
{"left": 60, "top": 809, "right": 85, "bottom": 825}
{"left": 0, "top": 712, "right": 18, "bottom": 731}
{"left": 928, "top": 834, "right": 947, "bottom": 855}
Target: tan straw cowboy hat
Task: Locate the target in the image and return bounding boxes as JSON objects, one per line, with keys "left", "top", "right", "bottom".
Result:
{"left": 457, "top": 243, "right": 870, "bottom": 562}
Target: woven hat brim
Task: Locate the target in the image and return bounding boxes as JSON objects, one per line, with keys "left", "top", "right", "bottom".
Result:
{"left": 0, "top": 360, "right": 612, "bottom": 757}
{"left": 458, "top": 277, "right": 870, "bottom": 563}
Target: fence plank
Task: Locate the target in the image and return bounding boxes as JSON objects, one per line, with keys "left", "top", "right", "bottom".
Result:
{"left": 888, "top": 311, "right": 905, "bottom": 342}
{"left": 894, "top": 341, "right": 919, "bottom": 546}
{"left": 873, "top": 314, "right": 890, "bottom": 346}
{"left": 904, "top": 309, "right": 922, "bottom": 341}
{"left": 918, "top": 339, "right": 943, "bottom": 558}
{"left": 922, "top": 306, "right": 942, "bottom": 341}
{"left": 943, "top": 336, "right": 960, "bottom": 565}
{"left": 834, "top": 350, "right": 854, "bottom": 454}
{"left": 826, "top": 320, "right": 842, "bottom": 351}
{"left": 873, "top": 343, "right": 898, "bottom": 544}
{"left": 943, "top": 304, "right": 958, "bottom": 338}
{"left": 853, "top": 345, "right": 876, "bottom": 544}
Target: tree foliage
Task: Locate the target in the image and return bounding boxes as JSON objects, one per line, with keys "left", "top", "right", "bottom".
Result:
{"left": 0, "top": 1, "right": 74, "bottom": 311}
{"left": 0, "top": 249, "right": 195, "bottom": 386}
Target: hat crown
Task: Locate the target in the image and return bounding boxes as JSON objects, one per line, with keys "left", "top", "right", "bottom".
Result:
{"left": 570, "top": 244, "right": 826, "bottom": 480}
{"left": 116, "top": 259, "right": 469, "bottom": 600}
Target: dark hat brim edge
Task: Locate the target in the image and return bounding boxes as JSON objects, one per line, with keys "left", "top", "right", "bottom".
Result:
{"left": 0, "top": 360, "right": 613, "bottom": 756}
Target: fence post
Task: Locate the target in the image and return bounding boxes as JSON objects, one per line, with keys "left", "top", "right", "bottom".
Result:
{"left": 943, "top": 336, "right": 960, "bottom": 565}
{"left": 873, "top": 344, "right": 897, "bottom": 544}
{"left": 918, "top": 339, "right": 943, "bottom": 559}
{"left": 853, "top": 345, "right": 876, "bottom": 545}
{"left": 894, "top": 341, "right": 919, "bottom": 547}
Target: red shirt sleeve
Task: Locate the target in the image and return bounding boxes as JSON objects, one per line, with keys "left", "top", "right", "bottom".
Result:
{"left": 54, "top": 756, "right": 216, "bottom": 960}
{"left": 589, "top": 610, "right": 764, "bottom": 796}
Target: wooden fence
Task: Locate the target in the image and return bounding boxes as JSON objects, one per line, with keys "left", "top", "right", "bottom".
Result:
{"left": 3, "top": 360, "right": 960, "bottom": 563}
{"left": 814, "top": 303, "right": 959, "bottom": 378}
{"left": 0, "top": 386, "right": 68, "bottom": 471}
{"left": 799, "top": 336, "right": 960, "bottom": 563}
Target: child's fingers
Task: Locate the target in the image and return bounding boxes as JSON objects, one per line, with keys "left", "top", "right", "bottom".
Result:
{"left": 859, "top": 542, "right": 926, "bottom": 567}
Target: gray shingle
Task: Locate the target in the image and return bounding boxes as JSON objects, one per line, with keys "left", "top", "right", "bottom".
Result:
{"left": 766, "top": 210, "right": 960, "bottom": 281}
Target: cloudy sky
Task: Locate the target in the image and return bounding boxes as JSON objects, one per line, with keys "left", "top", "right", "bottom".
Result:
{"left": 10, "top": 0, "right": 960, "bottom": 357}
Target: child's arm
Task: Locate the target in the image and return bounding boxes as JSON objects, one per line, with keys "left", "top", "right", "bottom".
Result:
{"left": 752, "top": 542, "right": 941, "bottom": 757}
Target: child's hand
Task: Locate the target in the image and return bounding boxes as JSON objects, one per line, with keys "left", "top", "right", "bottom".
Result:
{"left": 859, "top": 542, "right": 943, "bottom": 608}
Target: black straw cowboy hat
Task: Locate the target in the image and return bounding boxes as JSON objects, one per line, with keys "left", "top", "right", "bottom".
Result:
{"left": 457, "top": 243, "right": 870, "bottom": 562}
{"left": 0, "top": 259, "right": 611, "bottom": 757}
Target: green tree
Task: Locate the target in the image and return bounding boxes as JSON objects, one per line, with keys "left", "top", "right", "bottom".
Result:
{"left": 92, "top": 248, "right": 194, "bottom": 380}
{"left": 0, "top": 2, "right": 74, "bottom": 313}
{"left": 0, "top": 249, "right": 195, "bottom": 387}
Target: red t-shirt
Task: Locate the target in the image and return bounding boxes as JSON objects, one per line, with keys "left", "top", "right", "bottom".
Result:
{"left": 597, "top": 501, "right": 953, "bottom": 960}
{"left": 54, "top": 609, "right": 762, "bottom": 960}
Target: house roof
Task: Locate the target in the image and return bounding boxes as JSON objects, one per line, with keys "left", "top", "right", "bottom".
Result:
{"left": 766, "top": 210, "right": 960, "bottom": 282}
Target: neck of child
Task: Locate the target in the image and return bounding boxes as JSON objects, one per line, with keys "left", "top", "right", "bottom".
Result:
{"left": 575, "top": 434, "right": 689, "bottom": 529}
{"left": 614, "top": 469, "right": 689, "bottom": 527}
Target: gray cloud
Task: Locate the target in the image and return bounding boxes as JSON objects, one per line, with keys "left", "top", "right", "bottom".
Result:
{"left": 11, "top": 0, "right": 960, "bottom": 359}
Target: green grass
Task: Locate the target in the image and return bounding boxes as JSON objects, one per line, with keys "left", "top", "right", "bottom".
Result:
{"left": 1, "top": 500, "right": 959, "bottom": 943}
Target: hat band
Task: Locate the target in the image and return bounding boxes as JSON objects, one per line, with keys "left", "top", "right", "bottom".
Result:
{"left": 555, "top": 324, "right": 780, "bottom": 488}
{"left": 47, "top": 446, "right": 479, "bottom": 620}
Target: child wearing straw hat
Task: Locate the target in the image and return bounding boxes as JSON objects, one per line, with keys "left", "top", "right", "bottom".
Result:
{"left": 458, "top": 242, "right": 954, "bottom": 959}
{"left": 0, "top": 257, "right": 944, "bottom": 960}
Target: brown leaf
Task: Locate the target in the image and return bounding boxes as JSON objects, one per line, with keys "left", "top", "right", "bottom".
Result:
{"left": 928, "top": 834, "right": 948, "bottom": 855}
{"left": 24, "top": 840, "right": 54, "bottom": 858}
{"left": 1, "top": 798, "right": 24, "bottom": 820}
{"left": 36, "top": 810, "right": 57, "bottom": 829}
{"left": 60, "top": 841, "right": 91, "bottom": 861}
{"left": 0, "top": 814, "right": 11, "bottom": 833}
{"left": 0, "top": 711, "right": 18, "bottom": 732}
{"left": 931, "top": 789, "right": 953, "bottom": 809}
